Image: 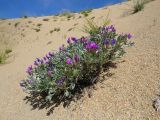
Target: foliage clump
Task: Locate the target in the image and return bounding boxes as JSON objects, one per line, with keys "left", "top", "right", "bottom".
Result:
{"left": 20, "top": 20, "right": 133, "bottom": 102}
{"left": 80, "top": 9, "right": 92, "bottom": 17}
{"left": 133, "top": 0, "right": 145, "bottom": 13}
{"left": 0, "top": 49, "right": 12, "bottom": 64}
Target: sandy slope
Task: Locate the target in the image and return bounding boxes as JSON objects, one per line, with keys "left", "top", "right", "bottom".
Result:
{"left": 0, "top": 0, "right": 160, "bottom": 120}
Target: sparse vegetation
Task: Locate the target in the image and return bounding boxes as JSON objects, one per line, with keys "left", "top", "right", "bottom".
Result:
{"left": 74, "top": 23, "right": 78, "bottom": 26}
{"left": 8, "top": 23, "right": 11, "bottom": 25}
{"left": 54, "top": 27, "right": 60, "bottom": 32}
{"left": 5, "top": 49, "right": 12, "bottom": 54}
{"left": 80, "top": 9, "right": 92, "bottom": 17}
{"left": 28, "top": 21, "right": 32, "bottom": 24}
{"left": 0, "top": 49, "right": 12, "bottom": 64}
{"left": 0, "top": 52, "right": 7, "bottom": 64}
{"left": 23, "top": 16, "right": 28, "bottom": 19}
{"left": 50, "top": 30, "right": 54, "bottom": 34}
{"left": 33, "top": 28, "right": 40, "bottom": 32}
{"left": 91, "top": 16, "right": 95, "bottom": 19}
{"left": 133, "top": 0, "right": 145, "bottom": 13}
{"left": 37, "top": 23, "right": 42, "bottom": 27}
{"left": 43, "top": 18, "right": 50, "bottom": 21}
{"left": 14, "top": 22, "right": 20, "bottom": 27}
{"left": 68, "top": 28, "right": 74, "bottom": 31}
{"left": 78, "top": 16, "right": 82, "bottom": 19}
{"left": 59, "top": 12, "right": 74, "bottom": 19}
{"left": 21, "top": 33, "right": 25, "bottom": 37}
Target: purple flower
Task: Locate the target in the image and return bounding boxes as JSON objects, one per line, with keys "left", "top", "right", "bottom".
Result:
{"left": 66, "top": 58, "right": 73, "bottom": 65}
{"left": 85, "top": 41, "right": 99, "bottom": 51}
{"left": 26, "top": 65, "right": 33, "bottom": 75}
{"left": 43, "top": 56, "right": 47, "bottom": 61}
{"left": 47, "top": 71, "right": 53, "bottom": 77}
{"left": 56, "top": 77, "right": 65, "bottom": 86}
{"left": 105, "top": 26, "right": 109, "bottom": 31}
{"left": 81, "top": 37, "right": 88, "bottom": 42}
{"left": 109, "top": 25, "right": 114, "bottom": 29}
{"left": 34, "top": 61, "right": 39, "bottom": 66}
{"left": 103, "top": 39, "right": 110, "bottom": 45}
{"left": 111, "top": 39, "right": 116, "bottom": 46}
{"left": 46, "top": 54, "right": 50, "bottom": 59}
{"left": 71, "top": 37, "right": 78, "bottom": 43}
{"left": 128, "top": 33, "right": 132, "bottom": 39}
{"left": 36, "top": 58, "right": 41, "bottom": 62}
{"left": 74, "top": 54, "right": 79, "bottom": 63}
{"left": 45, "top": 60, "right": 50, "bottom": 64}
{"left": 20, "top": 81, "right": 25, "bottom": 87}
{"left": 111, "top": 27, "right": 116, "bottom": 32}
{"left": 59, "top": 44, "right": 65, "bottom": 51}
{"left": 27, "top": 79, "right": 33, "bottom": 84}
{"left": 67, "top": 38, "right": 71, "bottom": 44}
{"left": 48, "top": 52, "right": 54, "bottom": 57}
{"left": 40, "top": 59, "right": 44, "bottom": 64}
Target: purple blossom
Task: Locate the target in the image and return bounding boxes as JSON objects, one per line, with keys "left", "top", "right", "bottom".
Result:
{"left": 59, "top": 44, "right": 65, "bottom": 51}
{"left": 74, "top": 54, "right": 80, "bottom": 63}
{"left": 128, "top": 33, "right": 132, "bottom": 39}
{"left": 103, "top": 39, "right": 110, "bottom": 45}
{"left": 104, "top": 26, "right": 110, "bottom": 31}
{"left": 36, "top": 58, "right": 41, "bottom": 62}
{"left": 71, "top": 37, "right": 78, "bottom": 43}
{"left": 111, "top": 39, "right": 116, "bottom": 46}
{"left": 66, "top": 58, "right": 73, "bottom": 65}
{"left": 27, "top": 79, "right": 33, "bottom": 84}
{"left": 67, "top": 38, "right": 71, "bottom": 44}
{"left": 48, "top": 52, "right": 54, "bottom": 57}
{"left": 47, "top": 71, "right": 53, "bottom": 77}
{"left": 111, "top": 27, "right": 116, "bottom": 32}
{"left": 34, "top": 61, "right": 39, "bottom": 66}
{"left": 26, "top": 65, "right": 33, "bottom": 75}
{"left": 81, "top": 37, "right": 88, "bottom": 42}
{"left": 40, "top": 59, "right": 44, "bottom": 64}
{"left": 85, "top": 41, "right": 99, "bottom": 51}
{"left": 46, "top": 54, "right": 50, "bottom": 59}
{"left": 56, "top": 77, "right": 65, "bottom": 86}
{"left": 43, "top": 56, "right": 47, "bottom": 61}
{"left": 104, "top": 25, "right": 116, "bottom": 32}
{"left": 45, "top": 60, "right": 50, "bottom": 64}
{"left": 109, "top": 25, "right": 114, "bottom": 29}
{"left": 20, "top": 81, "right": 25, "bottom": 87}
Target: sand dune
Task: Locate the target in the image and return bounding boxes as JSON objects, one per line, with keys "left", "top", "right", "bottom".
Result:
{"left": 0, "top": 0, "right": 160, "bottom": 119}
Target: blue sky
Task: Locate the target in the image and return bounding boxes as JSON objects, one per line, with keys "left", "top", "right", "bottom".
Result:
{"left": 0, "top": 0, "right": 124, "bottom": 18}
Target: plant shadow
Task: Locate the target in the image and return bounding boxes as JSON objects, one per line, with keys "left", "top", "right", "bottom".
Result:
{"left": 23, "top": 61, "right": 118, "bottom": 116}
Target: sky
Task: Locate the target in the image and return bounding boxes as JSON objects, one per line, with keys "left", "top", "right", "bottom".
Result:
{"left": 0, "top": 0, "right": 124, "bottom": 19}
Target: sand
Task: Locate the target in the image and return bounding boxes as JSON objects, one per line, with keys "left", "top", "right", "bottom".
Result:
{"left": 0, "top": 0, "right": 160, "bottom": 119}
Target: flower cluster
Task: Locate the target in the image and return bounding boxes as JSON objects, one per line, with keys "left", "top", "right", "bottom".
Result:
{"left": 20, "top": 25, "right": 133, "bottom": 102}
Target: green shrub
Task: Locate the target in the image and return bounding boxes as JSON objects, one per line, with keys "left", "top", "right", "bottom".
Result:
{"left": 20, "top": 20, "right": 133, "bottom": 103}
{"left": 0, "top": 52, "right": 7, "bottom": 64}
{"left": 80, "top": 9, "right": 92, "bottom": 17}
{"left": 54, "top": 27, "right": 60, "bottom": 32}
{"left": 33, "top": 28, "right": 40, "bottom": 32}
{"left": 37, "top": 23, "right": 42, "bottom": 27}
{"left": 15, "top": 22, "right": 20, "bottom": 27}
{"left": 59, "top": 12, "right": 74, "bottom": 19}
{"left": 5, "top": 49, "right": 12, "bottom": 54}
{"left": 133, "top": 0, "right": 145, "bottom": 13}
{"left": 43, "top": 18, "right": 49, "bottom": 21}
{"left": 23, "top": 16, "right": 28, "bottom": 19}
{"left": 50, "top": 30, "right": 54, "bottom": 34}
